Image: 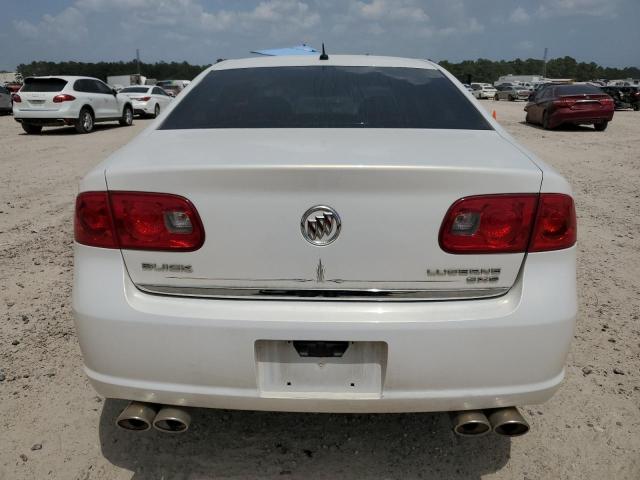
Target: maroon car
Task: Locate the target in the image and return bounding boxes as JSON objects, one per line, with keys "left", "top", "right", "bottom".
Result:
{"left": 525, "top": 84, "right": 614, "bottom": 131}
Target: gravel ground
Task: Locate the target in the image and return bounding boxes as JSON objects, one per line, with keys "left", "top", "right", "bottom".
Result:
{"left": 1, "top": 103, "right": 639, "bottom": 480}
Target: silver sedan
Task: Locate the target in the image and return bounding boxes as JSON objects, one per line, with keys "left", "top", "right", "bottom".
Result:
{"left": 494, "top": 85, "right": 531, "bottom": 101}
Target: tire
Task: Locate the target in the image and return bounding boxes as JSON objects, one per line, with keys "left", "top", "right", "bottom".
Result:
{"left": 508, "top": 95, "right": 515, "bottom": 101}
{"left": 119, "top": 105, "right": 133, "bottom": 126}
{"left": 542, "top": 111, "right": 552, "bottom": 130}
{"left": 594, "top": 120, "right": 608, "bottom": 131}
{"left": 525, "top": 111, "right": 532, "bottom": 124}
{"left": 75, "top": 107, "right": 94, "bottom": 134}
{"left": 153, "top": 103, "right": 160, "bottom": 118}
{"left": 633, "top": 104, "right": 639, "bottom": 111}
{"left": 494, "top": 94, "right": 499, "bottom": 101}
{"left": 21, "top": 123, "right": 42, "bottom": 135}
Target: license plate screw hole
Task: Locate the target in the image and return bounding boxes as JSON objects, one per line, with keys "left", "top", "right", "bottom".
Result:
{"left": 350, "top": 382, "right": 355, "bottom": 387}
{"left": 286, "top": 381, "right": 292, "bottom": 386}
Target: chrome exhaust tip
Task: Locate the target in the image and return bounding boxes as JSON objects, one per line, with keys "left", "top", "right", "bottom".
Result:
{"left": 487, "top": 407, "right": 530, "bottom": 437}
{"left": 152, "top": 406, "right": 191, "bottom": 433}
{"left": 451, "top": 410, "right": 491, "bottom": 437}
{"left": 115, "top": 401, "right": 158, "bottom": 431}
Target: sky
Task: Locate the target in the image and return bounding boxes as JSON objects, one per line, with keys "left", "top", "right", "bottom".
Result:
{"left": 0, "top": 0, "right": 639, "bottom": 71}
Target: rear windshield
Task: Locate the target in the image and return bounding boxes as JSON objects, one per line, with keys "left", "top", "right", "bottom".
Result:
{"left": 160, "top": 66, "right": 491, "bottom": 130}
{"left": 120, "top": 87, "right": 149, "bottom": 93}
{"left": 555, "top": 84, "right": 603, "bottom": 95}
{"left": 22, "top": 78, "right": 68, "bottom": 92}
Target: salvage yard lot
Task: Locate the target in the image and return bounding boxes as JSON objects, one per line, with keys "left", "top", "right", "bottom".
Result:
{"left": 1, "top": 102, "right": 639, "bottom": 479}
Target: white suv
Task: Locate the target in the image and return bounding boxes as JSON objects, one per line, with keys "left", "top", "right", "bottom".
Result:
{"left": 13, "top": 76, "right": 133, "bottom": 134}
{"left": 73, "top": 55, "right": 577, "bottom": 437}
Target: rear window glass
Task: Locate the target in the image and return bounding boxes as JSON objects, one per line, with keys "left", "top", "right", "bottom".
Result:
{"left": 120, "top": 87, "right": 149, "bottom": 93}
{"left": 22, "top": 78, "right": 68, "bottom": 92}
{"left": 160, "top": 66, "right": 491, "bottom": 130}
{"left": 555, "top": 84, "right": 603, "bottom": 95}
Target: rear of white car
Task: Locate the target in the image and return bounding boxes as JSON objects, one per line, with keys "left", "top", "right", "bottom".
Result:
{"left": 119, "top": 86, "right": 172, "bottom": 117}
{"left": 73, "top": 56, "right": 577, "bottom": 436}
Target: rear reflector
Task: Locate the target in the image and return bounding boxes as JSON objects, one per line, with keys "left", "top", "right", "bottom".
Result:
{"left": 440, "top": 193, "right": 576, "bottom": 254}
{"left": 74, "top": 191, "right": 204, "bottom": 251}
{"left": 53, "top": 94, "right": 76, "bottom": 103}
{"left": 12, "top": 94, "right": 21, "bottom": 103}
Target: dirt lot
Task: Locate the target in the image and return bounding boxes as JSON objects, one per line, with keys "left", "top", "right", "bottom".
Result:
{"left": 1, "top": 103, "right": 639, "bottom": 480}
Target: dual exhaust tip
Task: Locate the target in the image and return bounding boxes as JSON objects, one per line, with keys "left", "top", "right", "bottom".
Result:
{"left": 116, "top": 402, "right": 528, "bottom": 437}
{"left": 116, "top": 402, "right": 190, "bottom": 433}
{"left": 452, "top": 407, "right": 529, "bottom": 437}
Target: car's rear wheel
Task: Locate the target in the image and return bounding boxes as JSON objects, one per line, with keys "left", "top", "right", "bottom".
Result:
{"left": 21, "top": 123, "right": 42, "bottom": 135}
{"left": 525, "top": 111, "right": 532, "bottom": 124}
{"left": 153, "top": 104, "right": 160, "bottom": 118}
{"left": 633, "top": 104, "right": 639, "bottom": 111}
{"left": 494, "top": 94, "right": 499, "bottom": 101}
{"left": 119, "top": 105, "right": 133, "bottom": 126}
{"left": 508, "top": 95, "right": 515, "bottom": 101}
{"left": 594, "top": 120, "right": 608, "bottom": 131}
{"left": 75, "top": 107, "right": 94, "bottom": 134}
{"left": 542, "top": 111, "right": 552, "bottom": 130}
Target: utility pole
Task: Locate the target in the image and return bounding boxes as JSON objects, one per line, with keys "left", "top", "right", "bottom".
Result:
{"left": 542, "top": 47, "right": 548, "bottom": 79}
{"left": 136, "top": 49, "right": 141, "bottom": 76}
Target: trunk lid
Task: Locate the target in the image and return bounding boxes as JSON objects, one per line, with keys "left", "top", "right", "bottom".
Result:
{"left": 106, "top": 129, "right": 542, "bottom": 300}
{"left": 20, "top": 77, "right": 68, "bottom": 110}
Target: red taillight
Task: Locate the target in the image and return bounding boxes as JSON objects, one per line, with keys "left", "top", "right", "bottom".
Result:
{"left": 599, "top": 97, "right": 614, "bottom": 106}
{"left": 74, "top": 192, "right": 117, "bottom": 248}
{"left": 53, "top": 94, "right": 76, "bottom": 103}
{"left": 74, "top": 191, "right": 204, "bottom": 251}
{"left": 12, "top": 94, "right": 21, "bottom": 103}
{"left": 439, "top": 194, "right": 538, "bottom": 254}
{"left": 134, "top": 96, "right": 151, "bottom": 101}
{"left": 529, "top": 194, "right": 576, "bottom": 252}
{"left": 439, "top": 193, "right": 576, "bottom": 254}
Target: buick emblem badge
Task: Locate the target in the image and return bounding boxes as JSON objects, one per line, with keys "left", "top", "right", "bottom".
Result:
{"left": 301, "top": 206, "right": 341, "bottom": 246}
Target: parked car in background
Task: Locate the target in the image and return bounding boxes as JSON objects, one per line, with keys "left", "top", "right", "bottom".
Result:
{"left": 470, "top": 83, "right": 497, "bottom": 99}
{"left": 0, "top": 85, "right": 12, "bottom": 115}
{"left": 12, "top": 76, "right": 133, "bottom": 134}
{"left": 156, "top": 80, "right": 191, "bottom": 96}
{"left": 119, "top": 85, "right": 173, "bottom": 118}
{"left": 525, "top": 84, "right": 614, "bottom": 131}
{"left": 494, "top": 85, "right": 531, "bottom": 101}
{"left": 462, "top": 83, "right": 473, "bottom": 92}
{"left": 600, "top": 86, "right": 640, "bottom": 111}
{"left": 74, "top": 55, "right": 577, "bottom": 438}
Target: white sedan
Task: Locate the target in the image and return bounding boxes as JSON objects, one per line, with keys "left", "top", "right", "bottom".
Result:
{"left": 118, "top": 85, "right": 173, "bottom": 118}
{"left": 470, "top": 82, "right": 498, "bottom": 99}
{"left": 73, "top": 55, "right": 577, "bottom": 437}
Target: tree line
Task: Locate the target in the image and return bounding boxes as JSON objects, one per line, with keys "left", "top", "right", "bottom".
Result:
{"left": 15, "top": 56, "right": 640, "bottom": 84}
{"left": 440, "top": 56, "right": 640, "bottom": 83}
{"left": 15, "top": 60, "right": 211, "bottom": 82}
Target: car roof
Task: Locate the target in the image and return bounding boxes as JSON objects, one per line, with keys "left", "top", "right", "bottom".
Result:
{"left": 24, "top": 76, "right": 101, "bottom": 81}
{"left": 208, "top": 55, "right": 438, "bottom": 72}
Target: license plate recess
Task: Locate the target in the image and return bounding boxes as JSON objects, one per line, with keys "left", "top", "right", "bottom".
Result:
{"left": 255, "top": 340, "right": 387, "bottom": 399}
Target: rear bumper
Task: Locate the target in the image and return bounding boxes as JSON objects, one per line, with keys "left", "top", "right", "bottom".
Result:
{"left": 132, "top": 101, "right": 154, "bottom": 115}
{"left": 13, "top": 103, "right": 78, "bottom": 120}
{"left": 73, "top": 245, "right": 577, "bottom": 413}
{"left": 550, "top": 108, "right": 614, "bottom": 127}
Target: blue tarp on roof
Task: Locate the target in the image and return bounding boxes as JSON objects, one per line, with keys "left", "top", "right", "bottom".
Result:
{"left": 251, "top": 44, "right": 318, "bottom": 56}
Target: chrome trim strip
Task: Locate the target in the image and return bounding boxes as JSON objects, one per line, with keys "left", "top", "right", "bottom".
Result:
{"left": 136, "top": 284, "right": 509, "bottom": 302}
